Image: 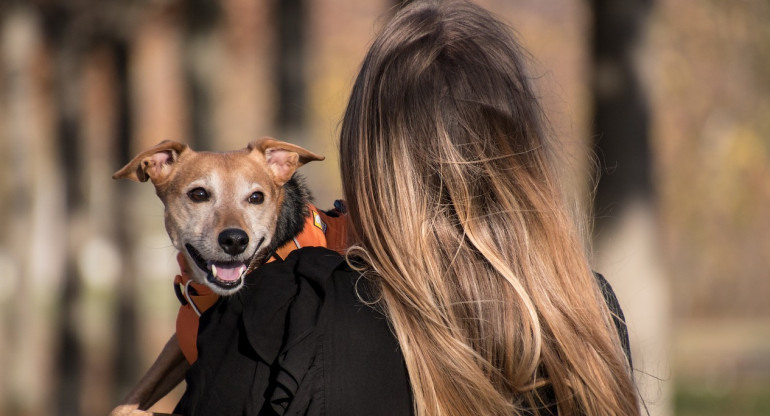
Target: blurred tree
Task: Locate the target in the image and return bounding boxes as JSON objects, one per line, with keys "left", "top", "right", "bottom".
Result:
{"left": 0, "top": 5, "right": 61, "bottom": 414}
{"left": 590, "top": 0, "right": 653, "bottom": 226}
{"left": 183, "top": 0, "right": 220, "bottom": 150}
{"left": 32, "top": 0, "right": 141, "bottom": 412}
{"left": 589, "top": 1, "right": 670, "bottom": 415}
{"left": 35, "top": 2, "right": 88, "bottom": 413}
{"left": 111, "top": 38, "right": 141, "bottom": 405}
{"left": 275, "top": 0, "right": 307, "bottom": 134}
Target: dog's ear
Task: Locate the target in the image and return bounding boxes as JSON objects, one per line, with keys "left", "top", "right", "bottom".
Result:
{"left": 112, "top": 140, "right": 189, "bottom": 183}
{"left": 248, "top": 137, "right": 325, "bottom": 186}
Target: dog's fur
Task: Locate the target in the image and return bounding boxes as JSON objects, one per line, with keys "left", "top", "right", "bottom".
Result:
{"left": 109, "top": 137, "right": 323, "bottom": 416}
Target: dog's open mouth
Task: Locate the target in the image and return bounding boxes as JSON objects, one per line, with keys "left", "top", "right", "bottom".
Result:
{"left": 184, "top": 242, "right": 261, "bottom": 290}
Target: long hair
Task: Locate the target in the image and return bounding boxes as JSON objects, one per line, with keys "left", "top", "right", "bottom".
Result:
{"left": 339, "top": 1, "right": 640, "bottom": 415}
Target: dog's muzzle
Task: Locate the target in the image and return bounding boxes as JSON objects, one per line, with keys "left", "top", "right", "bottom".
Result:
{"left": 184, "top": 238, "right": 264, "bottom": 291}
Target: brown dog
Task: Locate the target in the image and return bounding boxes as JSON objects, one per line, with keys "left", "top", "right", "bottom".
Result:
{"left": 109, "top": 137, "right": 324, "bottom": 416}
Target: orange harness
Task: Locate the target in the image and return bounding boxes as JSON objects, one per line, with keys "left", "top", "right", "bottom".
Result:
{"left": 173, "top": 203, "right": 349, "bottom": 363}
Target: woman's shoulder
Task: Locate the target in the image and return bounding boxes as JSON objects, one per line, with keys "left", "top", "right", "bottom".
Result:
{"left": 266, "top": 247, "right": 413, "bottom": 414}
{"left": 318, "top": 261, "right": 413, "bottom": 415}
{"left": 593, "top": 272, "right": 632, "bottom": 367}
{"left": 281, "top": 247, "right": 400, "bottom": 365}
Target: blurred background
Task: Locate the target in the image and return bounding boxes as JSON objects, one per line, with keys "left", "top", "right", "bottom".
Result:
{"left": 0, "top": 0, "right": 768, "bottom": 415}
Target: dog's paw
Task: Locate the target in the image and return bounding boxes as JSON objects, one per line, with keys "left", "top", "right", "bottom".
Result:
{"left": 109, "top": 404, "right": 154, "bottom": 416}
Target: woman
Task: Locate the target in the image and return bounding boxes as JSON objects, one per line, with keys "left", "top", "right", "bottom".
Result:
{"left": 176, "top": 1, "right": 640, "bottom": 415}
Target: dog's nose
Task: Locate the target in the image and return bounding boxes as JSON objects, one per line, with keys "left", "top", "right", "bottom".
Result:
{"left": 218, "top": 228, "right": 249, "bottom": 255}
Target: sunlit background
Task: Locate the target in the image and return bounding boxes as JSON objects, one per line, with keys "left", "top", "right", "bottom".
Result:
{"left": 0, "top": 0, "right": 768, "bottom": 415}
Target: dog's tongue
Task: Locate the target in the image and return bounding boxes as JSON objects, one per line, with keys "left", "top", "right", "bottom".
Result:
{"left": 211, "top": 262, "right": 246, "bottom": 282}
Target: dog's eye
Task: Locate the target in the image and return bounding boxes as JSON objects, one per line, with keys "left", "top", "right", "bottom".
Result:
{"left": 248, "top": 191, "right": 264, "bottom": 205}
{"left": 187, "top": 187, "right": 210, "bottom": 202}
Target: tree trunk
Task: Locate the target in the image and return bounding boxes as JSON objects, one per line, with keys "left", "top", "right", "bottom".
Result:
{"left": 111, "top": 38, "right": 142, "bottom": 404}
{"left": 275, "top": 0, "right": 307, "bottom": 134}
{"left": 589, "top": 1, "right": 671, "bottom": 415}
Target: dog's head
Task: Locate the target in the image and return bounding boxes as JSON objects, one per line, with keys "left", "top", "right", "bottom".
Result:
{"left": 113, "top": 137, "right": 324, "bottom": 295}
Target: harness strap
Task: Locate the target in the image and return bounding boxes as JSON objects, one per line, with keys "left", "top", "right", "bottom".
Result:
{"left": 174, "top": 202, "right": 347, "bottom": 364}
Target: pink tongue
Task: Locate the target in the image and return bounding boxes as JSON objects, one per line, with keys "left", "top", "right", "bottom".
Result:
{"left": 213, "top": 262, "right": 245, "bottom": 282}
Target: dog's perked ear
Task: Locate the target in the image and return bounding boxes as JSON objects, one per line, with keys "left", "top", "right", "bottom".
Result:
{"left": 112, "top": 140, "right": 189, "bottom": 183}
{"left": 248, "top": 137, "right": 325, "bottom": 186}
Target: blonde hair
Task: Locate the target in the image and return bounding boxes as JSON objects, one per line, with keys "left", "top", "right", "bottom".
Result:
{"left": 339, "top": 1, "right": 640, "bottom": 415}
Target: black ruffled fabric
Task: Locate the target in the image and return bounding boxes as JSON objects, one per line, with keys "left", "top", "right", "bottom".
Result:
{"left": 174, "top": 247, "right": 413, "bottom": 416}
{"left": 247, "top": 251, "right": 330, "bottom": 414}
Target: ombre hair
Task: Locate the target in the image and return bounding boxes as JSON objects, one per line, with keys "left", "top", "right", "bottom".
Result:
{"left": 339, "top": 1, "right": 640, "bottom": 415}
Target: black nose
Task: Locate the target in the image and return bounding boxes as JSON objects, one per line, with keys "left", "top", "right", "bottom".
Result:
{"left": 218, "top": 228, "right": 249, "bottom": 255}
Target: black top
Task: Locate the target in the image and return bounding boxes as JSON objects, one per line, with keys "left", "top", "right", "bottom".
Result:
{"left": 175, "top": 247, "right": 630, "bottom": 416}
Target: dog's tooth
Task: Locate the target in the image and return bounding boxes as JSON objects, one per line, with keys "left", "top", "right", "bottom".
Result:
{"left": 211, "top": 264, "right": 218, "bottom": 278}
{"left": 239, "top": 265, "right": 246, "bottom": 277}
